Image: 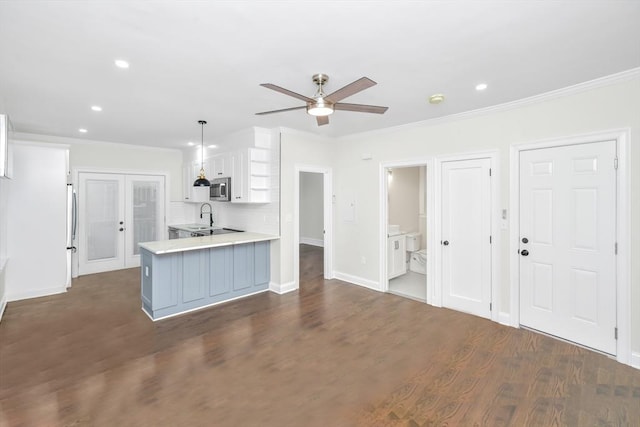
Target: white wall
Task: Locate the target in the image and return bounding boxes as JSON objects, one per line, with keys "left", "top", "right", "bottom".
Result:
{"left": 68, "top": 140, "right": 183, "bottom": 201}
{"left": 388, "top": 166, "right": 420, "bottom": 234}
{"left": 322, "top": 75, "right": 639, "bottom": 354}
{"left": 12, "top": 133, "right": 184, "bottom": 202}
{"left": 299, "top": 172, "right": 324, "bottom": 245}
{"left": 276, "top": 129, "right": 334, "bottom": 287}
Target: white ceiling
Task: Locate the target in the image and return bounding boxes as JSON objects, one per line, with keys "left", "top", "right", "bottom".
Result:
{"left": 1, "top": 1, "right": 639, "bottom": 150}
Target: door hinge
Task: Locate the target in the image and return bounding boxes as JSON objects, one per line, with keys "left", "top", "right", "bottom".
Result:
{"left": 614, "top": 158, "right": 618, "bottom": 170}
{"left": 615, "top": 327, "right": 618, "bottom": 340}
{"left": 489, "top": 168, "right": 492, "bottom": 176}
{"left": 615, "top": 242, "right": 618, "bottom": 255}
{"left": 489, "top": 235, "right": 492, "bottom": 244}
{"left": 490, "top": 302, "right": 492, "bottom": 311}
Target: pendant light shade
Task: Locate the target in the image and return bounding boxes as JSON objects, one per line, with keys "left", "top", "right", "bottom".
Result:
{"left": 193, "top": 120, "right": 210, "bottom": 187}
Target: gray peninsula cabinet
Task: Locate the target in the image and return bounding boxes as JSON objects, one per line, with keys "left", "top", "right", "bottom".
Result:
{"left": 139, "top": 233, "right": 277, "bottom": 320}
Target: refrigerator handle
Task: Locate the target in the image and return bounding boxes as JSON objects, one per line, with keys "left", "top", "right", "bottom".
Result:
{"left": 72, "top": 189, "right": 77, "bottom": 241}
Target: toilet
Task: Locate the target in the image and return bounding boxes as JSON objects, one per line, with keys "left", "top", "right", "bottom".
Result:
{"left": 405, "top": 232, "right": 426, "bottom": 274}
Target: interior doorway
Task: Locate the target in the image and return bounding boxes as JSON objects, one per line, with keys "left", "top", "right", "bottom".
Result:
{"left": 299, "top": 172, "right": 325, "bottom": 283}
{"left": 380, "top": 159, "right": 434, "bottom": 303}
{"left": 294, "top": 165, "right": 333, "bottom": 289}
{"left": 387, "top": 166, "right": 428, "bottom": 301}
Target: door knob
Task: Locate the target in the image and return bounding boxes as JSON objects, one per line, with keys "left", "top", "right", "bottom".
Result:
{"left": 119, "top": 228, "right": 124, "bottom": 232}
{"left": 442, "top": 240, "right": 449, "bottom": 246}
{"left": 522, "top": 237, "right": 528, "bottom": 244}
{"left": 119, "top": 221, "right": 124, "bottom": 225}
{"left": 521, "top": 249, "right": 529, "bottom": 256}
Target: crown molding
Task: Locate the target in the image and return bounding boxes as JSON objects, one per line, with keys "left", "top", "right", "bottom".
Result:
{"left": 10, "top": 132, "right": 182, "bottom": 153}
{"left": 340, "top": 67, "right": 640, "bottom": 141}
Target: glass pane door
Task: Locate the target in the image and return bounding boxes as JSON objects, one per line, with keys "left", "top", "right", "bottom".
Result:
{"left": 125, "top": 175, "right": 165, "bottom": 267}
{"left": 78, "top": 173, "right": 125, "bottom": 275}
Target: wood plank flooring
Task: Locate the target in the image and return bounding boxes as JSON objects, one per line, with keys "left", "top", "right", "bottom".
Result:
{"left": 1, "top": 244, "right": 638, "bottom": 426}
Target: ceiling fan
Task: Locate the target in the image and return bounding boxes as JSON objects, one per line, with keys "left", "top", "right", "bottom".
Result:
{"left": 256, "top": 74, "right": 388, "bottom": 126}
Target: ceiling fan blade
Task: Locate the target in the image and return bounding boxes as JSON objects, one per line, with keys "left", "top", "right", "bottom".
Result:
{"left": 260, "top": 83, "right": 314, "bottom": 102}
{"left": 334, "top": 102, "right": 388, "bottom": 114}
{"left": 255, "top": 106, "right": 306, "bottom": 115}
{"left": 316, "top": 115, "right": 329, "bottom": 126}
{"left": 325, "top": 77, "right": 376, "bottom": 102}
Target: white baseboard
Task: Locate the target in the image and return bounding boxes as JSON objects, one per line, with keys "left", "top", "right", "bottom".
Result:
{"left": 270, "top": 281, "right": 297, "bottom": 295}
{"left": 0, "top": 297, "right": 6, "bottom": 322}
{"left": 498, "top": 311, "right": 511, "bottom": 326}
{"left": 631, "top": 352, "right": 640, "bottom": 370}
{"left": 7, "top": 286, "right": 67, "bottom": 302}
{"left": 300, "top": 237, "right": 324, "bottom": 247}
{"left": 333, "top": 271, "right": 381, "bottom": 292}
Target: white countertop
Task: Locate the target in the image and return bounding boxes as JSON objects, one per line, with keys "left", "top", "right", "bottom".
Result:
{"left": 139, "top": 232, "right": 279, "bottom": 255}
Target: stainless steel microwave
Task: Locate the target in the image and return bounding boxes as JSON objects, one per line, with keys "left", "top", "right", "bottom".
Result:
{"left": 210, "top": 177, "right": 230, "bottom": 201}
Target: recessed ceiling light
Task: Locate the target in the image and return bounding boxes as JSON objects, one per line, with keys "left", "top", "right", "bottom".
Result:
{"left": 475, "top": 83, "right": 488, "bottom": 91}
{"left": 91, "top": 105, "right": 102, "bottom": 112}
{"left": 114, "top": 59, "right": 129, "bottom": 69}
{"left": 428, "top": 94, "right": 445, "bottom": 104}
{"left": 208, "top": 144, "right": 217, "bottom": 149}
{"left": 78, "top": 128, "right": 88, "bottom": 133}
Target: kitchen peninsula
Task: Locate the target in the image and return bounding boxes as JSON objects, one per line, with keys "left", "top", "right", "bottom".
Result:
{"left": 139, "top": 231, "right": 278, "bottom": 321}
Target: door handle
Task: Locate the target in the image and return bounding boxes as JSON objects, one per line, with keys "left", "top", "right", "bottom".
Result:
{"left": 394, "top": 241, "right": 399, "bottom": 250}
{"left": 521, "top": 249, "right": 529, "bottom": 256}
{"left": 442, "top": 240, "right": 449, "bottom": 246}
{"left": 522, "top": 237, "right": 528, "bottom": 244}
{"left": 119, "top": 228, "right": 124, "bottom": 232}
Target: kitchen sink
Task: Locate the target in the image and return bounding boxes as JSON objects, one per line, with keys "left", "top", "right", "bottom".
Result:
{"left": 168, "top": 224, "right": 244, "bottom": 239}
{"left": 186, "top": 225, "right": 212, "bottom": 231}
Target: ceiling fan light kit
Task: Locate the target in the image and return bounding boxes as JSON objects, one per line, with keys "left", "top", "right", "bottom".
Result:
{"left": 306, "top": 99, "right": 334, "bottom": 117}
{"left": 257, "top": 73, "right": 388, "bottom": 126}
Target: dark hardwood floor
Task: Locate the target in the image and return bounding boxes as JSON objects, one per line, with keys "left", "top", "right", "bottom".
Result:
{"left": 0, "top": 245, "right": 638, "bottom": 426}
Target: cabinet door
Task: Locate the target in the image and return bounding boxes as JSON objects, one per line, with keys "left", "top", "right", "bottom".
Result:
{"left": 388, "top": 235, "right": 406, "bottom": 279}
{"left": 231, "top": 150, "right": 247, "bottom": 203}
{"left": 210, "top": 154, "right": 230, "bottom": 178}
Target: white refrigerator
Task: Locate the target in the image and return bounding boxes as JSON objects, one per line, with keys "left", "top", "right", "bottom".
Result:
{"left": 5, "top": 143, "right": 71, "bottom": 301}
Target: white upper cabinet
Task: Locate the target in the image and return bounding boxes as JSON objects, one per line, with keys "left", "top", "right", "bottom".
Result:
{"left": 183, "top": 127, "right": 272, "bottom": 204}
{"left": 208, "top": 153, "right": 231, "bottom": 178}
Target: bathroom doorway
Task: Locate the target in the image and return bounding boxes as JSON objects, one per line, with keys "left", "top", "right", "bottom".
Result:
{"left": 380, "top": 159, "right": 434, "bottom": 303}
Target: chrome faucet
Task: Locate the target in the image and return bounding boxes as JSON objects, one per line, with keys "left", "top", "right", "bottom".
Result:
{"left": 200, "top": 203, "right": 214, "bottom": 227}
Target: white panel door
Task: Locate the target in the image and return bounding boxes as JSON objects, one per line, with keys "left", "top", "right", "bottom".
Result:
{"left": 519, "top": 140, "right": 617, "bottom": 355}
{"left": 441, "top": 158, "right": 492, "bottom": 318}
{"left": 78, "top": 173, "right": 125, "bottom": 275}
{"left": 125, "top": 175, "right": 165, "bottom": 268}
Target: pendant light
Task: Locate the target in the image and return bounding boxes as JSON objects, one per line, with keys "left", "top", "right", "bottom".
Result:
{"left": 193, "top": 120, "right": 211, "bottom": 187}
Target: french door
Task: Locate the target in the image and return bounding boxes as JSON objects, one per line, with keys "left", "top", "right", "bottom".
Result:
{"left": 78, "top": 172, "right": 165, "bottom": 275}
{"left": 441, "top": 158, "right": 492, "bottom": 319}
{"left": 519, "top": 140, "right": 617, "bottom": 355}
